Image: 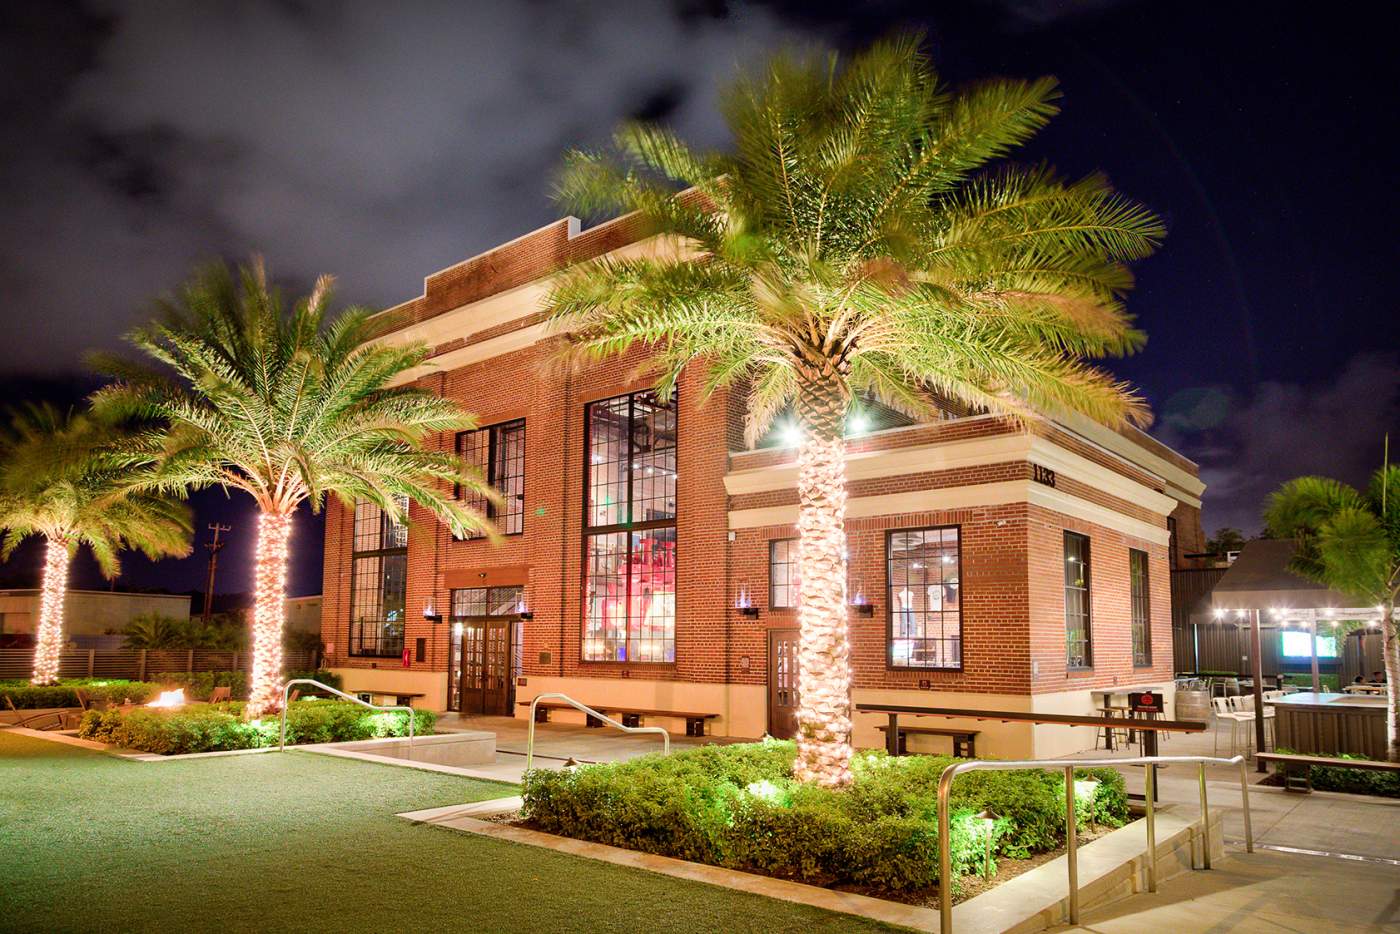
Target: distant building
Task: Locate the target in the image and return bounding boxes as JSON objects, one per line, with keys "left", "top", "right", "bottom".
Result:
{"left": 0, "top": 589, "right": 191, "bottom": 645}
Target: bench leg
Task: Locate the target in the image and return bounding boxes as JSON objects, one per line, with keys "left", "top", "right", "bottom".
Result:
{"left": 533, "top": 706, "right": 549, "bottom": 724}
{"left": 621, "top": 713, "right": 641, "bottom": 728}
{"left": 686, "top": 718, "right": 704, "bottom": 737}
{"left": 885, "top": 714, "right": 899, "bottom": 756}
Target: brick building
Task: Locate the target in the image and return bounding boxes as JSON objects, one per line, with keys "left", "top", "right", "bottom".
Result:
{"left": 319, "top": 214, "right": 1207, "bottom": 759}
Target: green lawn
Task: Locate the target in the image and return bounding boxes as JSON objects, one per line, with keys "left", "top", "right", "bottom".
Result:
{"left": 0, "top": 730, "right": 899, "bottom": 933}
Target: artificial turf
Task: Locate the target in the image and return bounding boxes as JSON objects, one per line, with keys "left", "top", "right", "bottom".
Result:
{"left": 0, "top": 730, "right": 900, "bottom": 933}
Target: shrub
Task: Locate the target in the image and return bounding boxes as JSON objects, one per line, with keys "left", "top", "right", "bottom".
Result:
{"left": 152, "top": 670, "right": 249, "bottom": 700}
{"left": 76, "top": 700, "right": 434, "bottom": 754}
{"left": 286, "top": 670, "right": 343, "bottom": 694}
{"left": 522, "top": 741, "right": 1127, "bottom": 894}
{"left": 0, "top": 679, "right": 159, "bottom": 709}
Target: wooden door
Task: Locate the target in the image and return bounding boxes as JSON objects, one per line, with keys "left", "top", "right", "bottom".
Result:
{"left": 767, "top": 628, "right": 799, "bottom": 739}
{"left": 455, "top": 619, "right": 513, "bottom": 715}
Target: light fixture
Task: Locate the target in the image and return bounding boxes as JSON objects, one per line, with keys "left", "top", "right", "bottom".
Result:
{"left": 850, "top": 591, "right": 874, "bottom": 617}
{"left": 972, "top": 809, "right": 999, "bottom": 878}
{"left": 422, "top": 599, "right": 443, "bottom": 625}
{"left": 848, "top": 412, "right": 868, "bottom": 434}
{"left": 1213, "top": 608, "right": 1224, "bottom": 620}
{"left": 780, "top": 422, "right": 802, "bottom": 447}
{"left": 517, "top": 598, "right": 535, "bottom": 622}
{"left": 736, "top": 587, "right": 760, "bottom": 618}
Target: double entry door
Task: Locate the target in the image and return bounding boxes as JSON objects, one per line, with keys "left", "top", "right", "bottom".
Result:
{"left": 449, "top": 618, "right": 513, "bottom": 715}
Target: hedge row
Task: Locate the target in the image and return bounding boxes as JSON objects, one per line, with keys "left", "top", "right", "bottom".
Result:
{"left": 0, "top": 679, "right": 160, "bottom": 709}
{"left": 77, "top": 700, "right": 435, "bottom": 755}
{"left": 522, "top": 740, "right": 1127, "bottom": 894}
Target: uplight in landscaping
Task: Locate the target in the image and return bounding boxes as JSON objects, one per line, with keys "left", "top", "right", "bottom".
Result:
{"left": 147, "top": 689, "right": 186, "bottom": 708}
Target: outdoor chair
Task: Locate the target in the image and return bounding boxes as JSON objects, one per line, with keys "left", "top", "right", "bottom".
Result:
{"left": 208, "top": 686, "right": 232, "bottom": 703}
{"left": 1211, "top": 695, "right": 1254, "bottom": 756}
{"left": 3, "top": 695, "right": 68, "bottom": 731}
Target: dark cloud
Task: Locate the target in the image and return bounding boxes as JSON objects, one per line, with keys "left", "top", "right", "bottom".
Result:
{"left": 0, "top": 0, "right": 810, "bottom": 376}
{"left": 1158, "top": 353, "right": 1400, "bottom": 536}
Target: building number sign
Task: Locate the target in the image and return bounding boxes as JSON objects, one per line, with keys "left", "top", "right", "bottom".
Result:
{"left": 1032, "top": 463, "right": 1056, "bottom": 487}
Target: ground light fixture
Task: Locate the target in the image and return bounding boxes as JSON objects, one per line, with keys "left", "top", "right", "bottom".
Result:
{"left": 972, "top": 809, "right": 999, "bottom": 878}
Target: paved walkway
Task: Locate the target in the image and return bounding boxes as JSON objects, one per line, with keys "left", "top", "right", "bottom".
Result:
{"left": 1050, "top": 848, "right": 1400, "bottom": 933}
{"left": 433, "top": 713, "right": 737, "bottom": 782}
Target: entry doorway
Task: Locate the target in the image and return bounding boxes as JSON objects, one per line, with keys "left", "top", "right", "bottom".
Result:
{"left": 448, "top": 618, "right": 515, "bottom": 715}
{"left": 767, "top": 628, "right": 799, "bottom": 739}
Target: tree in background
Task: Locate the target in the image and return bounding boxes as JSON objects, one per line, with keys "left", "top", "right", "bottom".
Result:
{"left": 1206, "top": 527, "right": 1247, "bottom": 555}
{"left": 94, "top": 259, "right": 499, "bottom": 717}
{"left": 1265, "top": 454, "right": 1400, "bottom": 761}
{"left": 546, "top": 35, "right": 1162, "bottom": 786}
{"left": 0, "top": 404, "right": 192, "bottom": 684}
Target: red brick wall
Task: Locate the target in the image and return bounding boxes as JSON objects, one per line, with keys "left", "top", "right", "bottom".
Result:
{"left": 1026, "top": 503, "right": 1174, "bottom": 693}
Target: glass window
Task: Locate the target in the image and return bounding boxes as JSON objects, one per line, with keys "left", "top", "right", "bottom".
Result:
{"left": 1065, "top": 532, "right": 1092, "bottom": 668}
{"left": 348, "top": 495, "right": 409, "bottom": 658}
{"left": 769, "top": 539, "right": 801, "bottom": 608}
{"left": 450, "top": 586, "right": 524, "bottom": 618}
{"left": 582, "top": 391, "right": 677, "bottom": 662}
{"left": 1129, "top": 548, "right": 1151, "bottom": 667}
{"left": 887, "top": 527, "right": 962, "bottom": 669}
{"left": 457, "top": 419, "right": 526, "bottom": 536}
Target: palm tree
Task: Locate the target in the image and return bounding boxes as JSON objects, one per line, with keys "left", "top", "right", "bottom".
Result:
{"left": 93, "top": 258, "right": 499, "bottom": 717}
{"left": 0, "top": 403, "right": 192, "bottom": 684}
{"left": 546, "top": 35, "right": 1162, "bottom": 787}
{"left": 1265, "top": 458, "right": 1400, "bottom": 761}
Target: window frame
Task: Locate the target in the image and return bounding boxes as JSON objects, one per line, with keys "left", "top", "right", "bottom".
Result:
{"left": 885, "top": 524, "right": 964, "bottom": 672}
{"left": 454, "top": 418, "right": 527, "bottom": 538}
{"left": 1064, "top": 531, "right": 1093, "bottom": 670}
{"left": 580, "top": 390, "right": 678, "bottom": 665}
{"left": 768, "top": 538, "right": 800, "bottom": 609}
{"left": 1129, "top": 548, "right": 1152, "bottom": 668}
{"left": 347, "top": 496, "right": 409, "bottom": 659}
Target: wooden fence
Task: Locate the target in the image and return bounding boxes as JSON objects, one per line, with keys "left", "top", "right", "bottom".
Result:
{"left": 0, "top": 648, "right": 319, "bottom": 682}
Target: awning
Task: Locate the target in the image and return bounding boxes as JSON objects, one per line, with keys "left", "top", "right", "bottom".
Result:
{"left": 1208, "top": 539, "right": 1382, "bottom": 623}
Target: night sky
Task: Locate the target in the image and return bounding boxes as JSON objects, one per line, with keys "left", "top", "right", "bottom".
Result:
{"left": 0, "top": 1, "right": 1395, "bottom": 598}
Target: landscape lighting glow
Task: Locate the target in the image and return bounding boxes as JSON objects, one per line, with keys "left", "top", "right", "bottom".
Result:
{"left": 30, "top": 540, "right": 69, "bottom": 685}
{"left": 245, "top": 511, "right": 292, "bottom": 717}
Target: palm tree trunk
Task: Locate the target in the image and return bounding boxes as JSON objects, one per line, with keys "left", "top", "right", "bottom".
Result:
{"left": 1383, "top": 602, "right": 1399, "bottom": 762}
{"left": 30, "top": 539, "right": 71, "bottom": 686}
{"left": 244, "top": 511, "right": 293, "bottom": 718}
{"left": 793, "top": 379, "right": 853, "bottom": 787}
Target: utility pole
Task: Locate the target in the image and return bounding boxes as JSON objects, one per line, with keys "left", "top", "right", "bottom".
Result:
{"left": 202, "top": 524, "right": 232, "bottom": 624}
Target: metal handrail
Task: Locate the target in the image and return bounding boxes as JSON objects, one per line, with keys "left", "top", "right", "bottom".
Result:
{"left": 278, "top": 679, "right": 415, "bottom": 752}
{"left": 524, "top": 692, "right": 670, "bottom": 773}
{"left": 937, "top": 754, "right": 1253, "bottom": 932}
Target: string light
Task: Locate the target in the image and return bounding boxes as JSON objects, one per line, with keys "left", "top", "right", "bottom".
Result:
{"left": 244, "top": 511, "right": 292, "bottom": 717}
{"left": 793, "top": 430, "right": 853, "bottom": 788}
{"left": 30, "top": 540, "right": 69, "bottom": 685}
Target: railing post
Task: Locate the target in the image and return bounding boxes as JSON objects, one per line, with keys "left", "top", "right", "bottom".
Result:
{"left": 1236, "top": 758, "right": 1254, "bottom": 853}
{"left": 1198, "top": 762, "right": 1212, "bottom": 870}
{"left": 1144, "top": 764, "right": 1157, "bottom": 893}
{"left": 138, "top": 649, "right": 147, "bottom": 682}
{"left": 1065, "top": 765, "right": 1079, "bottom": 925}
{"left": 937, "top": 765, "right": 956, "bottom": 934}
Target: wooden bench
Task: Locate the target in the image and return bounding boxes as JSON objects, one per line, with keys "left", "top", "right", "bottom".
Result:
{"left": 521, "top": 700, "right": 719, "bottom": 737}
{"left": 350, "top": 690, "right": 426, "bottom": 707}
{"left": 875, "top": 724, "right": 979, "bottom": 758}
{"left": 1257, "top": 751, "right": 1400, "bottom": 793}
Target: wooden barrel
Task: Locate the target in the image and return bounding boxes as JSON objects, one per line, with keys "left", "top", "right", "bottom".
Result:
{"left": 1175, "top": 687, "right": 1211, "bottom": 723}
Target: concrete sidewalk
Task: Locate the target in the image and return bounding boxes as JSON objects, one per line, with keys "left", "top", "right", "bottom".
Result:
{"left": 1050, "top": 848, "right": 1400, "bottom": 933}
